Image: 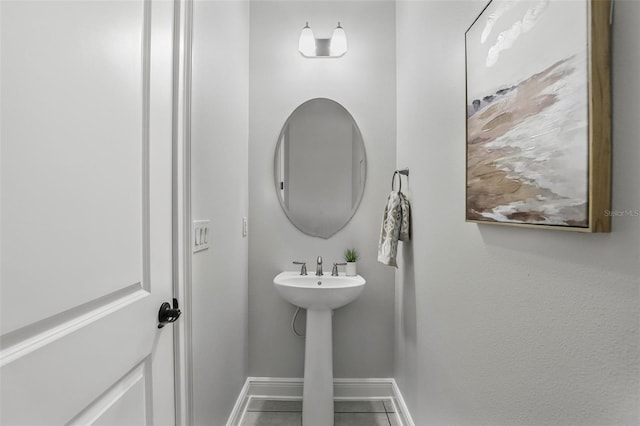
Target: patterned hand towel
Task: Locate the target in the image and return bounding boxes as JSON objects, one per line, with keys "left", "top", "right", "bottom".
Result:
{"left": 377, "top": 191, "right": 411, "bottom": 267}
{"left": 398, "top": 192, "right": 411, "bottom": 242}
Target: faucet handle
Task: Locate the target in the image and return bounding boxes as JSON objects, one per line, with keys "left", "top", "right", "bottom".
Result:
{"left": 317, "top": 256, "right": 322, "bottom": 265}
{"left": 331, "top": 262, "right": 347, "bottom": 276}
{"left": 293, "top": 261, "right": 307, "bottom": 275}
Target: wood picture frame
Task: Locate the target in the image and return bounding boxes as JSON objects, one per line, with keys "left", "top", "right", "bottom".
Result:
{"left": 465, "top": 0, "right": 611, "bottom": 232}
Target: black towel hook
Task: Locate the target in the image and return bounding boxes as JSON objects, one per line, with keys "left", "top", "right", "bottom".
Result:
{"left": 391, "top": 168, "right": 410, "bottom": 193}
{"left": 392, "top": 171, "right": 401, "bottom": 193}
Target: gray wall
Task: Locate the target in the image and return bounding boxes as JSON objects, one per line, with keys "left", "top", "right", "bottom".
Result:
{"left": 249, "top": 1, "right": 396, "bottom": 378}
{"left": 191, "top": 1, "right": 249, "bottom": 424}
{"left": 395, "top": 1, "right": 640, "bottom": 424}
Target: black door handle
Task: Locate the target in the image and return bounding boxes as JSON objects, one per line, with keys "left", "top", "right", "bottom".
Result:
{"left": 158, "top": 298, "right": 181, "bottom": 328}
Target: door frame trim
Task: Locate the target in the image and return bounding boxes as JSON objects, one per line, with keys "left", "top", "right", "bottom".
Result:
{"left": 172, "top": 0, "right": 194, "bottom": 424}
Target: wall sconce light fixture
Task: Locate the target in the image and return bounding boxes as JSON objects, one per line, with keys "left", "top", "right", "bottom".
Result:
{"left": 298, "top": 22, "right": 347, "bottom": 58}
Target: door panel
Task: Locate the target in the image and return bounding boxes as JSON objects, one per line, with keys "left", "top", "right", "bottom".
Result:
{"left": 2, "top": 296, "right": 152, "bottom": 424}
{"left": 1, "top": 0, "right": 145, "bottom": 334}
{"left": 1, "top": 0, "right": 176, "bottom": 424}
{"left": 76, "top": 361, "right": 150, "bottom": 426}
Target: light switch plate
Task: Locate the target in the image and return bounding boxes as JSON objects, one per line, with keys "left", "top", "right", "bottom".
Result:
{"left": 192, "top": 220, "right": 210, "bottom": 253}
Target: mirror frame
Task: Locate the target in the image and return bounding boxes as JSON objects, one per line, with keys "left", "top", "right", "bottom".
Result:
{"left": 273, "top": 98, "right": 367, "bottom": 239}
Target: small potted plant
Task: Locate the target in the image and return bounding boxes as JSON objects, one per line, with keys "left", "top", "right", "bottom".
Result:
{"left": 344, "top": 248, "right": 359, "bottom": 276}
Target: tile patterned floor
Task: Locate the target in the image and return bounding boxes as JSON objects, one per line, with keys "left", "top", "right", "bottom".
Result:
{"left": 240, "top": 398, "right": 400, "bottom": 426}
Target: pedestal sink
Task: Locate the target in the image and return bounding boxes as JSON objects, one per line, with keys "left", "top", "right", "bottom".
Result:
{"left": 273, "top": 271, "right": 366, "bottom": 426}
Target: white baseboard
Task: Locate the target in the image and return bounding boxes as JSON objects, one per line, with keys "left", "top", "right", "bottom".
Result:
{"left": 226, "top": 377, "right": 414, "bottom": 426}
{"left": 246, "top": 376, "right": 303, "bottom": 398}
{"left": 225, "top": 377, "right": 251, "bottom": 426}
{"left": 391, "top": 378, "right": 415, "bottom": 426}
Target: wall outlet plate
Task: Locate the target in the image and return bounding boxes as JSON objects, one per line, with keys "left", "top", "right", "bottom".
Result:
{"left": 192, "top": 220, "right": 210, "bottom": 253}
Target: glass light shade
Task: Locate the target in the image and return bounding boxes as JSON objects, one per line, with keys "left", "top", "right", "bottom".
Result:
{"left": 298, "top": 23, "right": 316, "bottom": 57}
{"left": 329, "top": 23, "right": 347, "bottom": 57}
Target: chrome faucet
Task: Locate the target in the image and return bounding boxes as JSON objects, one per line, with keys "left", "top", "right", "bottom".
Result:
{"left": 316, "top": 256, "right": 323, "bottom": 276}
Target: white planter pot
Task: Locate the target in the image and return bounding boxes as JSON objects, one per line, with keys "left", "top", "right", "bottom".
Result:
{"left": 345, "top": 262, "right": 357, "bottom": 276}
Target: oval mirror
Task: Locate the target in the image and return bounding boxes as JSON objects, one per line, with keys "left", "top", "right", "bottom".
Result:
{"left": 274, "top": 98, "right": 367, "bottom": 238}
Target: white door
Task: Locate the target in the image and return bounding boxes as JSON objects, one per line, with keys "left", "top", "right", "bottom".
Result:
{"left": 1, "top": 0, "right": 177, "bottom": 424}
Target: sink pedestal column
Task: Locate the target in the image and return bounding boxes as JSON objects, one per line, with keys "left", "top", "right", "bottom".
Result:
{"left": 302, "top": 309, "right": 333, "bottom": 426}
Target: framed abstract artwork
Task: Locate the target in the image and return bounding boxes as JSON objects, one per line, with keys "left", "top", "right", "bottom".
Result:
{"left": 465, "top": 0, "right": 611, "bottom": 232}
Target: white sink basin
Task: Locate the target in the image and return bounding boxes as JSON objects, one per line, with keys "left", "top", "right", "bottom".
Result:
{"left": 273, "top": 271, "right": 365, "bottom": 310}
